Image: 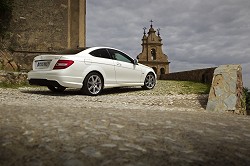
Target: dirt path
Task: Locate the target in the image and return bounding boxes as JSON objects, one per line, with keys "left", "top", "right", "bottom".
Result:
{"left": 1, "top": 87, "right": 250, "bottom": 166}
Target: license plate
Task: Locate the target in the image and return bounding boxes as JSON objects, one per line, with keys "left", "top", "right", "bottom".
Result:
{"left": 36, "top": 60, "right": 51, "bottom": 69}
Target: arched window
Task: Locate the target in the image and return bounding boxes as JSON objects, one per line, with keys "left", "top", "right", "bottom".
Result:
{"left": 151, "top": 48, "right": 156, "bottom": 60}
{"left": 160, "top": 68, "right": 165, "bottom": 74}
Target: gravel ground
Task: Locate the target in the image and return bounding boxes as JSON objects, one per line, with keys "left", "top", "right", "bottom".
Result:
{"left": 1, "top": 86, "right": 250, "bottom": 166}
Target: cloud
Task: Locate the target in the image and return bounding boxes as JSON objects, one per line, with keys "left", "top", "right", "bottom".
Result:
{"left": 87, "top": 0, "right": 250, "bottom": 87}
{"left": 170, "top": 60, "right": 216, "bottom": 72}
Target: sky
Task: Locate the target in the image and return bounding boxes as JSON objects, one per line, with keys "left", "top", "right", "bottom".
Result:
{"left": 86, "top": 0, "right": 250, "bottom": 88}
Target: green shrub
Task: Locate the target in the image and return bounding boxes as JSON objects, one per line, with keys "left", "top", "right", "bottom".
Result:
{"left": 243, "top": 87, "right": 250, "bottom": 110}
{"left": 0, "top": 81, "right": 29, "bottom": 89}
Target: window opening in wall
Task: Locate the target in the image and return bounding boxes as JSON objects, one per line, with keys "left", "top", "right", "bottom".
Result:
{"left": 151, "top": 48, "right": 156, "bottom": 60}
{"left": 160, "top": 68, "right": 165, "bottom": 74}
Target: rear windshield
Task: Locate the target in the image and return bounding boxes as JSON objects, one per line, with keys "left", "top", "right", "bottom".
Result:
{"left": 56, "top": 47, "right": 90, "bottom": 55}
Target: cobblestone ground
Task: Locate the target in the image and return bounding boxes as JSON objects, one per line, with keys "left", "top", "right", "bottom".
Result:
{"left": 1, "top": 87, "right": 250, "bottom": 166}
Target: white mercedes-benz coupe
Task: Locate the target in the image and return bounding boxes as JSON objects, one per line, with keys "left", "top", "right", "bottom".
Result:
{"left": 28, "top": 47, "right": 156, "bottom": 96}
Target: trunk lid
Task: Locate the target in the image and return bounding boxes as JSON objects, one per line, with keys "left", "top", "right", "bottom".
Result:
{"left": 33, "top": 55, "right": 62, "bottom": 71}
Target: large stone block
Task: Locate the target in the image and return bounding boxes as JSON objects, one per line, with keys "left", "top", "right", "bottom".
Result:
{"left": 206, "top": 65, "right": 246, "bottom": 114}
{"left": 0, "top": 50, "right": 36, "bottom": 72}
{"left": 0, "top": 50, "right": 19, "bottom": 71}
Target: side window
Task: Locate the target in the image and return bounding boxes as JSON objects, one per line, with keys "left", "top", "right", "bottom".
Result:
{"left": 89, "top": 49, "right": 111, "bottom": 59}
{"left": 108, "top": 49, "right": 133, "bottom": 63}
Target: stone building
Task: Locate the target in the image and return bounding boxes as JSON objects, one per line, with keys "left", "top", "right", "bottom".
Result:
{"left": 0, "top": 0, "right": 86, "bottom": 71}
{"left": 10, "top": 0, "right": 86, "bottom": 50}
{"left": 137, "top": 22, "right": 170, "bottom": 77}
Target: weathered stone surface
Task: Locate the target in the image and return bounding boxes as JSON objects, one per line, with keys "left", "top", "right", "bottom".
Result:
{"left": 0, "top": 50, "right": 37, "bottom": 71}
{"left": 0, "top": 50, "right": 19, "bottom": 71}
{"left": 206, "top": 65, "right": 246, "bottom": 114}
{"left": 12, "top": 52, "right": 41, "bottom": 71}
{"left": 8, "top": 0, "right": 69, "bottom": 51}
{"left": 1, "top": 0, "right": 86, "bottom": 71}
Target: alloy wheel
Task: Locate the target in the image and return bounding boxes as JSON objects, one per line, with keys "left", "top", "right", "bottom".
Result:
{"left": 86, "top": 74, "right": 102, "bottom": 95}
{"left": 143, "top": 73, "right": 156, "bottom": 89}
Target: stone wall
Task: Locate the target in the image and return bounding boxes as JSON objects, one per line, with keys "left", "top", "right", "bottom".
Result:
{"left": 8, "top": 0, "right": 68, "bottom": 52}
{"left": 0, "top": 0, "right": 86, "bottom": 72}
{"left": 160, "top": 67, "right": 216, "bottom": 84}
{"left": 0, "top": 0, "right": 68, "bottom": 72}
{"left": 0, "top": 49, "right": 46, "bottom": 71}
{"left": 206, "top": 65, "right": 246, "bottom": 115}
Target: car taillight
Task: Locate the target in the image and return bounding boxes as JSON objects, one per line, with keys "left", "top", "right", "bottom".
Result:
{"left": 53, "top": 60, "right": 74, "bottom": 69}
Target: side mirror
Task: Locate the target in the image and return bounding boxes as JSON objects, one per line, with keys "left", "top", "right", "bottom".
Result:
{"left": 133, "top": 59, "right": 138, "bottom": 65}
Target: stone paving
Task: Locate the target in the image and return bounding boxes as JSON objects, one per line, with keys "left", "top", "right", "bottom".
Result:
{"left": 1, "top": 87, "right": 250, "bottom": 166}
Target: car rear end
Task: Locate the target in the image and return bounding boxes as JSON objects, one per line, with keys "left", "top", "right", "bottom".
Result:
{"left": 28, "top": 48, "right": 88, "bottom": 89}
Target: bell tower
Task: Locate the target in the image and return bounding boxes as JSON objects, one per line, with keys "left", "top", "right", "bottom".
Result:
{"left": 137, "top": 21, "right": 170, "bottom": 77}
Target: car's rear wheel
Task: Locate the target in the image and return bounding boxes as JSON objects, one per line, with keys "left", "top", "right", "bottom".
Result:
{"left": 47, "top": 85, "right": 66, "bottom": 92}
{"left": 142, "top": 73, "right": 156, "bottom": 90}
{"left": 82, "top": 72, "right": 103, "bottom": 96}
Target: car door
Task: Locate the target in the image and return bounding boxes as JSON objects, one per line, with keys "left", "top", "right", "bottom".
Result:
{"left": 89, "top": 49, "right": 116, "bottom": 84}
{"left": 107, "top": 49, "right": 142, "bottom": 83}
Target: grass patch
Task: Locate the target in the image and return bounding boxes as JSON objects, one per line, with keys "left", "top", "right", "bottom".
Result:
{"left": 0, "top": 81, "right": 30, "bottom": 89}
{"left": 0, "top": 79, "right": 211, "bottom": 95}
{"left": 122, "top": 80, "right": 211, "bottom": 96}
{"left": 154, "top": 80, "right": 211, "bottom": 95}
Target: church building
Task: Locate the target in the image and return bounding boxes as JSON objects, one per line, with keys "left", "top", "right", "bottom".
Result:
{"left": 137, "top": 21, "right": 170, "bottom": 77}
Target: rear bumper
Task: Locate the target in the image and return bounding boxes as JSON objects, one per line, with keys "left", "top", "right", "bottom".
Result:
{"left": 28, "top": 70, "right": 83, "bottom": 88}
{"left": 29, "top": 79, "right": 62, "bottom": 87}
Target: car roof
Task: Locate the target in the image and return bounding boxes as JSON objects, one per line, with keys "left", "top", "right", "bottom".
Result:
{"left": 83, "top": 46, "right": 126, "bottom": 54}
{"left": 87, "top": 46, "right": 119, "bottom": 50}
{"left": 56, "top": 46, "right": 129, "bottom": 56}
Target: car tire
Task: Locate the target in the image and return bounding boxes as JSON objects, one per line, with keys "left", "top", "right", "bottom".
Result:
{"left": 47, "top": 85, "right": 66, "bottom": 92}
{"left": 82, "top": 72, "right": 103, "bottom": 96}
{"left": 142, "top": 72, "right": 156, "bottom": 90}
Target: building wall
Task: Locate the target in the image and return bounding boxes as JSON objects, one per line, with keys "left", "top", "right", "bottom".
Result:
{"left": 0, "top": 0, "right": 86, "bottom": 71}
{"left": 139, "top": 61, "right": 170, "bottom": 78}
{"left": 9, "top": 0, "right": 68, "bottom": 52}
{"left": 160, "top": 67, "right": 216, "bottom": 84}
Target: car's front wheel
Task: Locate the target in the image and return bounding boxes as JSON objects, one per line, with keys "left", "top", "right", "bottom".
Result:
{"left": 142, "top": 73, "right": 156, "bottom": 90}
{"left": 47, "top": 85, "right": 66, "bottom": 92}
{"left": 82, "top": 72, "right": 103, "bottom": 96}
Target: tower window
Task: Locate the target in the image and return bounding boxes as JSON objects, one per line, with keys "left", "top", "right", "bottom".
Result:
{"left": 151, "top": 48, "right": 156, "bottom": 60}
